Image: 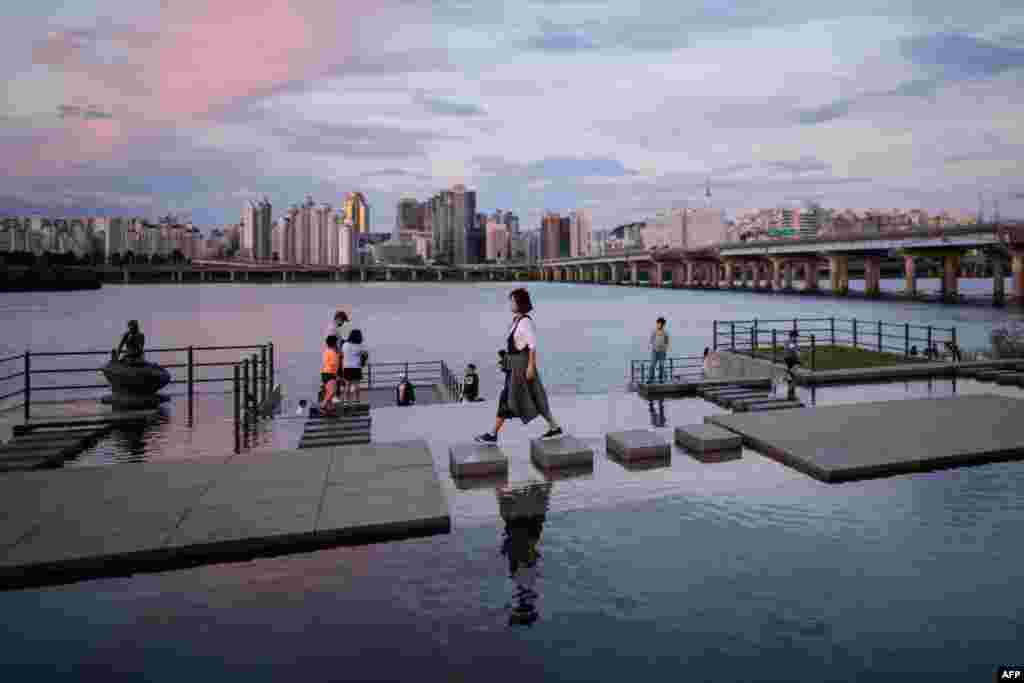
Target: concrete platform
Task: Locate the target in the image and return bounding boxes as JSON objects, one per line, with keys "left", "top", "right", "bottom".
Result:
{"left": 448, "top": 443, "right": 509, "bottom": 478}
{"left": 706, "top": 394, "right": 1024, "bottom": 483}
{"left": 0, "top": 439, "right": 449, "bottom": 591}
{"left": 639, "top": 376, "right": 772, "bottom": 398}
{"left": 529, "top": 434, "right": 594, "bottom": 470}
{"left": 605, "top": 429, "right": 671, "bottom": 462}
{"left": 995, "top": 373, "right": 1024, "bottom": 386}
{"left": 719, "top": 392, "right": 773, "bottom": 408}
{"left": 674, "top": 424, "right": 743, "bottom": 453}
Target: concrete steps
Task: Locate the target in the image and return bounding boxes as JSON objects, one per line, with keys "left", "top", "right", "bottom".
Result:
{"left": 299, "top": 403, "right": 372, "bottom": 449}
{"left": 698, "top": 382, "right": 804, "bottom": 413}
{"left": 0, "top": 425, "right": 111, "bottom": 471}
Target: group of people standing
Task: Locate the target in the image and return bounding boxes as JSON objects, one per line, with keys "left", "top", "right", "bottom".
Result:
{"left": 318, "top": 310, "right": 368, "bottom": 415}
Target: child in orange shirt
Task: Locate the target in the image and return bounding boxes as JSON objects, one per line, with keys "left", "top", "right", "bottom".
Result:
{"left": 319, "top": 335, "right": 340, "bottom": 414}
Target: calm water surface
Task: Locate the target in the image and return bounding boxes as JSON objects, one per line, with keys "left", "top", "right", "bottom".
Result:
{"left": 1, "top": 282, "right": 1022, "bottom": 680}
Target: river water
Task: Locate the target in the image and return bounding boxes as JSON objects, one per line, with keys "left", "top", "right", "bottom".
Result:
{"left": 1, "top": 280, "right": 1022, "bottom": 680}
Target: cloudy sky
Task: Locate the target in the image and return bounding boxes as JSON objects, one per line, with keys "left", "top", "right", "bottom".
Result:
{"left": 3, "top": 0, "right": 1024, "bottom": 232}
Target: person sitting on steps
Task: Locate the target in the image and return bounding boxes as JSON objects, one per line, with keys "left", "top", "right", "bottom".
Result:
{"left": 463, "top": 363, "right": 480, "bottom": 402}
{"left": 397, "top": 375, "right": 416, "bottom": 406}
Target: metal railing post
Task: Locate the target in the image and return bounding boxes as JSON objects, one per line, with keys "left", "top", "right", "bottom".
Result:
{"left": 712, "top": 320, "right": 718, "bottom": 351}
{"left": 368, "top": 363, "right": 373, "bottom": 389}
{"left": 268, "top": 342, "right": 274, "bottom": 391}
{"left": 242, "top": 358, "right": 250, "bottom": 431}
{"left": 853, "top": 319, "right": 858, "bottom": 349}
{"left": 878, "top": 321, "right": 883, "bottom": 353}
{"left": 731, "top": 322, "right": 736, "bottom": 351}
{"left": 951, "top": 327, "right": 957, "bottom": 359}
{"left": 23, "top": 351, "right": 30, "bottom": 422}
{"left": 187, "top": 345, "right": 194, "bottom": 414}
{"left": 753, "top": 319, "right": 759, "bottom": 354}
{"left": 233, "top": 364, "right": 240, "bottom": 453}
{"left": 830, "top": 317, "right": 835, "bottom": 346}
{"left": 811, "top": 334, "right": 816, "bottom": 371}
{"left": 261, "top": 346, "right": 268, "bottom": 400}
{"left": 669, "top": 357, "right": 674, "bottom": 383}
{"left": 252, "top": 353, "right": 260, "bottom": 409}
{"left": 905, "top": 324, "right": 910, "bottom": 356}
{"left": 927, "top": 326, "right": 932, "bottom": 355}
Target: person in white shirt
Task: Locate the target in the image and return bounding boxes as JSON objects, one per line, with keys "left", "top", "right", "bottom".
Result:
{"left": 476, "top": 288, "right": 562, "bottom": 444}
{"left": 340, "top": 328, "right": 366, "bottom": 409}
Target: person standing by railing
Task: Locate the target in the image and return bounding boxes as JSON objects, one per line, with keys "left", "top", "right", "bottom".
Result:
{"left": 326, "top": 310, "right": 350, "bottom": 404}
{"left": 648, "top": 317, "right": 670, "bottom": 383}
{"left": 340, "top": 329, "right": 366, "bottom": 410}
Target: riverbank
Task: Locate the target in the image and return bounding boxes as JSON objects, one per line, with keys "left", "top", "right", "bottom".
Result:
{"left": 0, "top": 267, "right": 101, "bottom": 292}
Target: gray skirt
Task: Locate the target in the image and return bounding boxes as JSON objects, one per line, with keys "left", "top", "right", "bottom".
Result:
{"left": 498, "top": 351, "right": 553, "bottom": 425}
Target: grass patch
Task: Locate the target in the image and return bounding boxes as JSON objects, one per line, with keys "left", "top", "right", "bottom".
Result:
{"left": 751, "top": 344, "right": 926, "bottom": 371}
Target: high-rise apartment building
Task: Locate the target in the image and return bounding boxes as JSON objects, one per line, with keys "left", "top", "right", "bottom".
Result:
{"left": 569, "top": 209, "right": 592, "bottom": 257}
{"left": 541, "top": 213, "right": 561, "bottom": 261}
{"left": 241, "top": 197, "right": 272, "bottom": 260}
{"left": 343, "top": 192, "right": 370, "bottom": 234}
{"left": 429, "top": 184, "right": 477, "bottom": 265}
{"left": 395, "top": 196, "right": 419, "bottom": 241}
{"left": 486, "top": 216, "right": 511, "bottom": 261}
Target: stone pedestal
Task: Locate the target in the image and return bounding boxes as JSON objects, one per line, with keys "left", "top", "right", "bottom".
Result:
{"left": 530, "top": 434, "right": 594, "bottom": 469}
{"left": 606, "top": 429, "right": 670, "bottom": 462}
{"left": 449, "top": 443, "right": 509, "bottom": 478}
{"left": 101, "top": 360, "right": 171, "bottom": 409}
{"left": 675, "top": 424, "right": 742, "bottom": 453}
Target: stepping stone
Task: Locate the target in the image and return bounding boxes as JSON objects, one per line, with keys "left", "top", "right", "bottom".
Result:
{"left": 605, "top": 429, "right": 670, "bottom": 462}
{"left": 976, "top": 370, "right": 1016, "bottom": 381}
{"left": 303, "top": 422, "right": 371, "bottom": 435}
{"left": 747, "top": 400, "right": 805, "bottom": 412}
{"left": 732, "top": 396, "right": 791, "bottom": 411}
{"left": 687, "top": 448, "right": 742, "bottom": 464}
{"left": 995, "top": 373, "right": 1024, "bottom": 386}
{"left": 607, "top": 449, "right": 671, "bottom": 471}
{"left": 298, "top": 435, "right": 370, "bottom": 449}
{"left": 539, "top": 462, "right": 594, "bottom": 482}
{"left": 452, "top": 471, "right": 508, "bottom": 490}
{"left": 530, "top": 434, "right": 594, "bottom": 470}
{"left": 675, "top": 424, "right": 743, "bottom": 453}
{"left": 449, "top": 443, "right": 509, "bottom": 478}
{"left": 720, "top": 393, "right": 772, "bottom": 408}
{"left": 300, "top": 429, "right": 371, "bottom": 443}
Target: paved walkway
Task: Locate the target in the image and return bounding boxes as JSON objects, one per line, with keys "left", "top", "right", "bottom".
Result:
{"left": 0, "top": 439, "right": 449, "bottom": 591}
{"left": 707, "top": 394, "right": 1024, "bottom": 482}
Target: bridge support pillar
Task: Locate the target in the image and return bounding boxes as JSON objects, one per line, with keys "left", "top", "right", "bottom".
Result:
{"left": 630, "top": 262, "right": 638, "bottom": 285}
{"left": 361, "top": 269, "right": 367, "bottom": 282}
{"left": 437, "top": 270, "right": 442, "bottom": 281}
{"left": 992, "top": 256, "right": 1005, "bottom": 305}
{"left": 740, "top": 263, "right": 749, "bottom": 288}
{"left": 1011, "top": 253, "right": 1024, "bottom": 303}
{"left": 578, "top": 266, "right": 584, "bottom": 283}
{"left": 804, "top": 260, "right": 820, "bottom": 292}
{"left": 230, "top": 271, "right": 235, "bottom": 282}
{"left": 723, "top": 261, "right": 735, "bottom": 288}
{"left": 124, "top": 269, "right": 130, "bottom": 282}
{"left": 903, "top": 255, "right": 916, "bottom": 297}
{"left": 768, "top": 258, "right": 782, "bottom": 291}
{"left": 942, "top": 253, "right": 960, "bottom": 302}
{"left": 654, "top": 263, "right": 664, "bottom": 288}
{"left": 411, "top": 269, "right": 418, "bottom": 281}
{"left": 464, "top": 269, "right": 470, "bottom": 282}
{"left": 829, "top": 255, "right": 849, "bottom": 295}
{"left": 385, "top": 269, "right": 392, "bottom": 281}
{"left": 864, "top": 256, "right": 881, "bottom": 298}
{"left": 782, "top": 264, "right": 792, "bottom": 290}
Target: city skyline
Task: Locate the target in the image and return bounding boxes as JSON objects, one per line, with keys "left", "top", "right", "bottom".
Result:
{"left": 2, "top": 2, "right": 1024, "bottom": 231}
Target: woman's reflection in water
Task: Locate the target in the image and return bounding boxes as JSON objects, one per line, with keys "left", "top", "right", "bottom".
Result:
{"left": 497, "top": 482, "right": 552, "bottom": 627}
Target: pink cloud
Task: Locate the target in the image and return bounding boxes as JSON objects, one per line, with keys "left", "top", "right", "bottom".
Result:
{"left": 24, "top": 0, "right": 405, "bottom": 172}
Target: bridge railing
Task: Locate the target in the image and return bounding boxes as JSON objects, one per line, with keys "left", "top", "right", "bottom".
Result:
{"left": 0, "top": 343, "right": 273, "bottom": 426}
{"left": 711, "top": 318, "right": 958, "bottom": 370}
{"left": 629, "top": 356, "right": 705, "bottom": 385}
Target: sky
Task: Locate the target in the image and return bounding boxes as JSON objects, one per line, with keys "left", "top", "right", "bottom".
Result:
{"left": 2, "top": 0, "right": 1024, "bottom": 232}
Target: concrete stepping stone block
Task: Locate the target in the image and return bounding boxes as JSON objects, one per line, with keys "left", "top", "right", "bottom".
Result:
{"left": 529, "top": 434, "right": 594, "bottom": 469}
{"left": 452, "top": 471, "right": 509, "bottom": 491}
{"left": 539, "top": 462, "right": 594, "bottom": 482}
{"left": 607, "top": 449, "right": 671, "bottom": 471}
{"left": 995, "top": 373, "right": 1023, "bottom": 386}
{"left": 606, "top": 429, "right": 670, "bottom": 462}
{"left": 675, "top": 424, "right": 743, "bottom": 453}
{"left": 732, "top": 396, "right": 792, "bottom": 411}
{"left": 687, "top": 448, "right": 742, "bottom": 464}
{"left": 449, "top": 443, "right": 509, "bottom": 478}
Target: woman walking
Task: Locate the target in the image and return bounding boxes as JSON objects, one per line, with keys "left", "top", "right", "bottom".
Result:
{"left": 475, "top": 288, "right": 563, "bottom": 444}
{"left": 327, "top": 310, "right": 350, "bottom": 404}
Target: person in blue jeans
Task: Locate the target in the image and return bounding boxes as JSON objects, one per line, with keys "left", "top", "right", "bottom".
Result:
{"left": 648, "top": 317, "right": 670, "bottom": 383}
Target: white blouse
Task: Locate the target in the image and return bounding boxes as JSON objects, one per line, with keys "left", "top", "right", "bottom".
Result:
{"left": 508, "top": 315, "right": 537, "bottom": 351}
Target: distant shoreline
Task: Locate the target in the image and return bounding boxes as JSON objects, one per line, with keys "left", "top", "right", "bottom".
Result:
{"left": 0, "top": 267, "right": 102, "bottom": 292}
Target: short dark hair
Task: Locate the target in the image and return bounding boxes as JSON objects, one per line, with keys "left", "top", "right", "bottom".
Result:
{"left": 348, "top": 329, "right": 363, "bottom": 344}
{"left": 334, "top": 310, "right": 349, "bottom": 322}
{"left": 704, "top": 347, "right": 710, "bottom": 356}
{"left": 509, "top": 288, "right": 533, "bottom": 314}
{"left": 789, "top": 330, "right": 799, "bottom": 338}
{"left": 468, "top": 364, "right": 476, "bottom": 370}
{"left": 325, "top": 335, "right": 338, "bottom": 348}
{"left": 656, "top": 317, "right": 666, "bottom": 325}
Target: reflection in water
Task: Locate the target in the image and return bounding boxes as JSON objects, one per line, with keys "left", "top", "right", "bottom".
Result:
{"left": 497, "top": 481, "right": 552, "bottom": 627}
{"left": 106, "top": 409, "right": 169, "bottom": 461}
{"left": 648, "top": 399, "right": 666, "bottom": 427}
